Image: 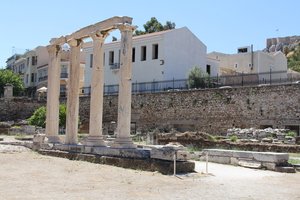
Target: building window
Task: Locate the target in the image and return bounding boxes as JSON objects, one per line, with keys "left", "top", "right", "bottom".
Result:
{"left": 31, "top": 73, "right": 34, "bottom": 83}
{"left": 27, "top": 57, "right": 30, "bottom": 66}
{"left": 238, "top": 47, "right": 248, "bottom": 53}
{"left": 109, "top": 51, "right": 114, "bottom": 65}
{"left": 26, "top": 74, "right": 29, "bottom": 83}
{"left": 235, "top": 63, "right": 238, "bottom": 68}
{"left": 152, "top": 44, "right": 158, "bottom": 59}
{"left": 132, "top": 48, "right": 135, "bottom": 62}
{"left": 118, "top": 49, "right": 121, "bottom": 64}
{"left": 32, "top": 56, "right": 37, "bottom": 65}
{"left": 206, "top": 65, "right": 211, "bottom": 75}
{"left": 90, "top": 54, "right": 93, "bottom": 68}
{"left": 141, "top": 46, "right": 146, "bottom": 61}
{"left": 103, "top": 53, "right": 105, "bottom": 65}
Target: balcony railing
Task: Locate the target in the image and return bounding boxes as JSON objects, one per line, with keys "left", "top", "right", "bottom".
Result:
{"left": 60, "top": 73, "right": 68, "bottom": 78}
{"left": 38, "top": 76, "right": 48, "bottom": 82}
{"left": 38, "top": 73, "right": 68, "bottom": 82}
{"left": 110, "top": 63, "right": 120, "bottom": 70}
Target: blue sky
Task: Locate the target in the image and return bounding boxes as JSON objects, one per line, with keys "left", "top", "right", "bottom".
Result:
{"left": 0, "top": 0, "right": 299, "bottom": 68}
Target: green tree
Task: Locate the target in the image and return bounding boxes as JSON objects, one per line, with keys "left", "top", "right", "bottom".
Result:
{"left": 163, "top": 21, "right": 176, "bottom": 30}
{"left": 287, "top": 43, "right": 300, "bottom": 72}
{"left": 188, "top": 66, "right": 208, "bottom": 88}
{"left": 28, "top": 104, "right": 67, "bottom": 128}
{"left": 134, "top": 17, "right": 176, "bottom": 36}
{"left": 0, "top": 69, "right": 24, "bottom": 96}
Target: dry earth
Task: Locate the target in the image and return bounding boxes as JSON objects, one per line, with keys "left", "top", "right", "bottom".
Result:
{"left": 0, "top": 144, "right": 299, "bottom": 200}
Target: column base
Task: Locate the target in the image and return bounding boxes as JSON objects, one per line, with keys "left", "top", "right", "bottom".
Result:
{"left": 111, "top": 137, "right": 136, "bottom": 149}
{"left": 82, "top": 135, "right": 106, "bottom": 147}
{"left": 46, "top": 135, "right": 61, "bottom": 144}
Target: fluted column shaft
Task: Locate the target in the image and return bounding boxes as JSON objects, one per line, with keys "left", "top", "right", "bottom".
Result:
{"left": 85, "top": 33, "right": 108, "bottom": 146}
{"left": 65, "top": 39, "right": 82, "bottom": 144}
{"left": 113, "top": 25, "right": 136, "bottom": 148}
{"left": 45, "top": 45, "right": 61, "bottom": 143}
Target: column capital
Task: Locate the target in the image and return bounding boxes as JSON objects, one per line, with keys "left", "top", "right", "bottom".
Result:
{"left": 47, "top": 45, "right": 61, "bottom": 55}
{"left": 116, "top": 24, "right": 136, "bottom": 32}
{"left": 90, "top": 31, "right": 109, "bottom": 41}
{"left": 68, "top": 38, "right": 83, "bottom": 47}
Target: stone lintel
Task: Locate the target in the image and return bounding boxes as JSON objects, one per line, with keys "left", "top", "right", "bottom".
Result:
{"left": 66, "top": 16, "right": 132, "bottom": 42}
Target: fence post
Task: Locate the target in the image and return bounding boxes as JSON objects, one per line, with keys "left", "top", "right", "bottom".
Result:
{"left": 270, "top": 68, "right": 272, "bottom": 85}
{"left": 173, "top": 77, "right": 175, "bottom": 91}
{"left": 241, "top": 72, "right": 244, "bottom": 86}
{"left": 104, "top": 84, "right": 106, "bottom": 95}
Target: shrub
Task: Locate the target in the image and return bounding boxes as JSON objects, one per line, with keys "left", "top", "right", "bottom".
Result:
{"left": 28, "top": 106, "right": 46, "bottom": 128}
{"left": 286, "top": 131, "right": 296, "bottom": 138}
{"left": 230, "top": 135, "right": 238, "bottom": 142}
{"left": 28, "top": 104, "right": 67, "bottom": 128}
{"left": 187, "top": 66, "right": 208, "bottom": 89}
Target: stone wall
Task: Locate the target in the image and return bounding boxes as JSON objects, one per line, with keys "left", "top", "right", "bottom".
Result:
{"left": 78, "top": 83, "right": 300, "bottom": 135}
{"left": 0, "top": 98, "right": 45, "bottom": 121}
{"left": 1, "top": 84, "right": 300, "bottom": 136}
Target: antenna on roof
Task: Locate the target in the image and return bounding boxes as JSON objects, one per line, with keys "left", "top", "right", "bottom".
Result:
{"left": 12, "top": 46, "right": 16, "bottom": 55}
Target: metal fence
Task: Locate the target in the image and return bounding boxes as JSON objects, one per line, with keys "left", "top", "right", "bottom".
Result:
{"left": 78, "top": 70, "right": 300, "bottom": 96}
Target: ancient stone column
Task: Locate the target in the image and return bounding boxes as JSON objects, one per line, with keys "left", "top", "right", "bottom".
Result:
{"left": 45, "top": 45, "right": 61, "bottom": 143}
{"left": 65, "top": 39, "right": 82, "bottom": 144}
{"left": 112, "top": 25, "right": 136, "bottom": 148}
{"left": 84, "top": 33, "right": 108, "bottom": 146}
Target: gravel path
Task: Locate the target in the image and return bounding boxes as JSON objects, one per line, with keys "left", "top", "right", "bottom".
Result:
{"left": 0, "top": 144, "right": 299, "bottom": 200}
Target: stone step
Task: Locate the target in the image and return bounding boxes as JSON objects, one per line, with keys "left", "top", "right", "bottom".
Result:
{"left": 238, "top": 160, "right": 262, "bottom": 169}
{"left": 275, "top": 166, "right": 296, "bottom": 173}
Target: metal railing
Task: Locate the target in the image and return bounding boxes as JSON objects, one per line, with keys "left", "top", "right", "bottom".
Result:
{"left": 78, "top": 70, "right": 300, "bottom": 96}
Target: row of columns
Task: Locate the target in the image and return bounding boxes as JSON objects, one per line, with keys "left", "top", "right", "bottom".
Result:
{"left": 45, "top": 25, "right": 136, "bottom": 148}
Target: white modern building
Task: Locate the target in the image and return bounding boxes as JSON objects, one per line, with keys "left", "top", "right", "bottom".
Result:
{"left": 83, "top": 27, "right": 218, "bottom": 92}
{"left": 207, "top": 46, "right": 288, "bottom": 82}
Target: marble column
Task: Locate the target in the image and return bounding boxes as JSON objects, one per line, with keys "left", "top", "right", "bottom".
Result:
{"left": 112, "top": 25, "right": 136, "bottom": 148}
{"left": 65, "top": 39, "right": 82, "bottom": 144}
{"left": 45, "top": 45, "right": 61, "bottom": 143}
{"left": 84, "top": 33, "right": 108, "bottom": 146}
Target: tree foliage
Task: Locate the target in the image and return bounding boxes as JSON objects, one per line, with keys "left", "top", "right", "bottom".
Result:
{"left": 188, "top": 66, "right": 208, "bottom": 88}
{"left": 134, "top": 17, "right": 176, "bottom": 36}
{"left": 0, "top": 69, "right": 24, "bottom": 96}
{"left": 287, "top": 43, "right": 300, "bottom": 72}
{"left": 28, "top": 104, "right": 66, "bottom": 128}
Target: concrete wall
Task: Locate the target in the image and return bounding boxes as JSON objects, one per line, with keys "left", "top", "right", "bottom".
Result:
{"left": 83, "top": 27, "right": 212, "bottom": 88}
{"left": 163, "top": 27, "right": 208, "bottom": 79}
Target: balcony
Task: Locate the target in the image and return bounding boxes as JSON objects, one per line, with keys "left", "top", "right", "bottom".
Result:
{"left": 60, "top": 73, "right": 68, "bottom": 78}
{"left": 110, "top": 63, "right": 120, "bottom": 70}
{"left": 38, "top": 76, "right": 48, "bottom": 82}
{"left": 38, "top": 73, "right": 68, "bottom": 82}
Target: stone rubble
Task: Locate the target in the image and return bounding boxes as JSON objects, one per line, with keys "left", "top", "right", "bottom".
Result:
{"left": 227, "top": 127, "right": 296, "bottom": 144}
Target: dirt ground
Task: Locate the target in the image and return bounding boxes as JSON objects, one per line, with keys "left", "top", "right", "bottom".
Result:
{"left": 0, "top": 144, "right": 300, "bottom": 200}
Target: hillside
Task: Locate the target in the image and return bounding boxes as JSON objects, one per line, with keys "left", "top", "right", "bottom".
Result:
{"left": 264, "top": 36, "right": 300, "bottom": 72}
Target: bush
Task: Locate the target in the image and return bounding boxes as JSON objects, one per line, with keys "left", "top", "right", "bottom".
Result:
{"left": 286, "top": 131, "right": 296, "bottom": 138}
{"left": 230, "top": 135, "right": 238, "bottom": 142}
{"left": 187, "top": 66, "right": 208, "bottom": 89}
{"left": 28, "top": 104, "right": 66, "bottom": 128}
{"left": 28, "top": 106, "right": 46, "bottom": 128}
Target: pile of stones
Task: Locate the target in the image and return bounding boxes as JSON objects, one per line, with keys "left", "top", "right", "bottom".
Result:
{"left": 227, "top": 128, "right": 297, "bottom": 144}
{"left": 0, "top": 120, "right": 42, "bottom": 135}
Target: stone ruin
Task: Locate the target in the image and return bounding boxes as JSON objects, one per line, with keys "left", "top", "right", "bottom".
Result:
{"left": 28, "top": 16, "right": 195, "bottom": 174}
{"left": 227, "top": 127, "right": 297, "bottom": 144}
